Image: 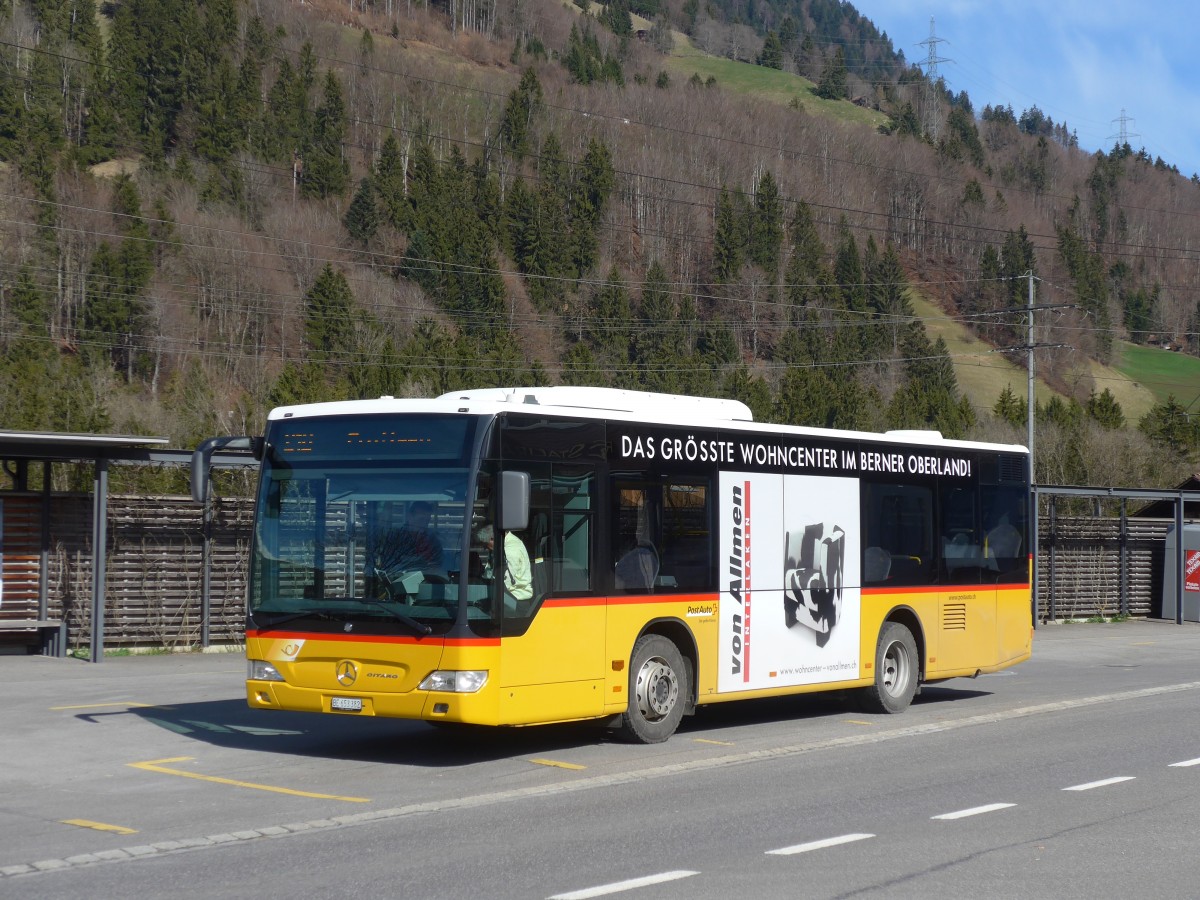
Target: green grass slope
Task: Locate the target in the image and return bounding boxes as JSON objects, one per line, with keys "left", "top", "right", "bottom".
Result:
{"left": 1113, "top": 341, "right": 1200, "bottom": 411}
{"left": 908, "top": 292, "right": 1057, "bottom": 414}
{"left": 663, "top": 33, "right": 888, "bottom": 129}
{"left": 908, "top": 293, "right": 1158, "bottom": 423}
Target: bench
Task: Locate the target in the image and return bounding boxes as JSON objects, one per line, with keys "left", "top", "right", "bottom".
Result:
{"left": 0, "top": 619, "right": 67, "bottom": 656}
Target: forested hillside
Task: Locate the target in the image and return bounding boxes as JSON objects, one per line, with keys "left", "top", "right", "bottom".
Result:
{"left": 1, "top": 0, "right": 1198, "bottom": 491}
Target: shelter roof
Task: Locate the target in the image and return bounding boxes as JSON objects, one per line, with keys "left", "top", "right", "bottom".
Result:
{"left": 0, "top": 430, "right": 170, "bottom": 464}
{"left": 1130, "top": 474, "right": 1200, "bottom": 519}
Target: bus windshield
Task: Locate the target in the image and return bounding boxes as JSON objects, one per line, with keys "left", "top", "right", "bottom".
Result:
{"left": 248, "top": 415, "right": 482, "bottom": 635}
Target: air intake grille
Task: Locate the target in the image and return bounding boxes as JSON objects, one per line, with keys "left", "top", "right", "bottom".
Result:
{"left": 942, "top": 602, "right": 967, "bottom": 631}
{"left": 999, "top": 455, "right": 1026, "bottom": 483}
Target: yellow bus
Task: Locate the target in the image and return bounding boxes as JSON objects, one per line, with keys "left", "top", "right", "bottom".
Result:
{"left": 192, "top": 386, "right": 1032, "bottom": 743}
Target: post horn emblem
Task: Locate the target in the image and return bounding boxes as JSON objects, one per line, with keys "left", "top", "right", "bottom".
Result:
{"left": 336, "top": 660, "right": 358, "bottom": 686}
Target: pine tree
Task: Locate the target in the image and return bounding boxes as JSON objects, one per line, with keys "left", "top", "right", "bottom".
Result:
{"left": 748, "top": 170, "right": 783, "bottom": 274}
{"left": 571, "top": 138, "right": 615, "bottom": 276}
{"left": 601, "top": 0, "right": 633, "bottom": 37}
{"left": 374, "top": 135, "right": 408, "bottom": 228}
{"left": 1140, "top": 396, "right": 1200, "bottom": 454}
{"left": 713, "top": 188, "right": 743, "bottom": 283}
{"left": 302, "top": 70, "right": 350, "bottom": 199}
{"left": 195, "top": 57, "right": 241, "bottom": 162}
{"left": 588, "top": 268, "right": 633, "bottom": 359}
{"left": 993, "top": 384, "right": 1026, "bottom": 430}
{"left": 344, "top": 178, "right": 381, "bottom": 245}
{"left": 304, "top": 264, "right": 357, "bottom": 360}
{"left": 262, "top": 59, "right": 305, "bottom": 163}
{"left": 633, "top": 260, "right": 681, "bottom": 393}
{"left": 499, "top": 67, "right": 542, "bottom": 156}
{"left": 528, "top": 134, "right": 572, "bottom": 307}
{"left": 815, "top": 48, "right": 848, "bottom": 100}
{"left": 758, "top": 32, "right": 783, "bottom": 70}
{"left": 834, "top": 224, "right": 866, "bottom": 313}
{"left": 1085, "top": 389, "right": 1125, "bottom": 430}
{"left": 562, "top": 341, "right": 608, "bottom": 387}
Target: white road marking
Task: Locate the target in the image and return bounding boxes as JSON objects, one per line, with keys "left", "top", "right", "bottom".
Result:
{"left": 1063, "top": 776, "right": 1135, "bottom": 792}
{"left": 931, "top": 802, "right": 1016, "bottom": 820}
{"left": 1169, "top": 758, "right": 1200, "bottom": 767}
{"left": 548, "top": 870, "right": 698, "bottom": 899}
{"left": 766, "top": 833, "right": 875, "bottom": 855}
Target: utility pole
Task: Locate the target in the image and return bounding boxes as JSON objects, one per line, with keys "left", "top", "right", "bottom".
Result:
{"left": 1027, "top": 272, "right": 1037, "bottom": 626}
{"left": 1012, "top": 271, "right": 1070, "bottom": 628}
{"left": 1026, "top": 272, "right": 1035, "bottom": 471}
{"left": 918, "top": 17, "right": 950, "bottom": 142}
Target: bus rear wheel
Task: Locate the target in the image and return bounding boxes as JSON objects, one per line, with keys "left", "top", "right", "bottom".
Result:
{"left": 616, "top": 634, "right": 686, "bottom": 744}
{"left": 860, "top": 621, "right": 918, "bottom": 714}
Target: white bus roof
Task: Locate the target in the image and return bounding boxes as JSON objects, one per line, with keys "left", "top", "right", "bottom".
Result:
{"left": 267, "top": 387, "right": 1027, "bottom": 454}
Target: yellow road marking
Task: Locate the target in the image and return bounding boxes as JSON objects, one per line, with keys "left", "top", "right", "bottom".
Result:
{"left": 61, "top": 819, "right": 138, "bottom": 835}
{"left": 51, "top": 702, "right": 174, "bottom": 711}
{"left": 128, "top": 757, "right": 370, "bottom": 802}
{"left": 845, "top": 720, "right": 875, "bottom": 726}
{"left": 693, "top": 738, "right": 734, "bottom": 746}
{"left": 529, "top": 758, "right": 586, "bottom": 770}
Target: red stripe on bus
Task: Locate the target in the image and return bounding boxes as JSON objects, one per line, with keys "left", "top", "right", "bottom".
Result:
{"left": 245, "top": 629, "right": 500, "bottom": 647}
{"left": 543, "top": 593, "right": 720, "bottom": 609}
{"left": 861, "top": 582, "right": 1029, "bottom": 597}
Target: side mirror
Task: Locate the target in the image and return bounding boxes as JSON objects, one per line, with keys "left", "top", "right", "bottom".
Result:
{"left": 499, "top": 470, "right": 530, "bottom": 532}
{"left": 191, "top": 436, "right": 259, "bottom": 503}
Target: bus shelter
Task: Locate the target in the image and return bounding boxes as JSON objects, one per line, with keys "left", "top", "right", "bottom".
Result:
{"left": 0, "top": 431, "right": 255, "bottom": 661}
{"left": 1034, "top": 484, "right": 1200, "bottom": 624}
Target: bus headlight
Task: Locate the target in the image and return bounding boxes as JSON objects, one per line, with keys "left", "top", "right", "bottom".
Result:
{"left": 248, "top": 659, "right": 285, "bottom": 682}
{"left": 419, "top": 670, "right": 488, "bottom": 693}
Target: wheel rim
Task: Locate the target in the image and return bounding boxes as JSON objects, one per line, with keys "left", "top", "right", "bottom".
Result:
{"left": 880, "top": 639, "right": 912, "bottom": 698}
{"left": 634, "top": 655, "right": 679, "bottom": 722}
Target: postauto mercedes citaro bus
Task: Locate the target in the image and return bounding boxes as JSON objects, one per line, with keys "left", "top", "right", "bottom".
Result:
{"left": 191, "top": 386, "right": 1032, "bottom": 743}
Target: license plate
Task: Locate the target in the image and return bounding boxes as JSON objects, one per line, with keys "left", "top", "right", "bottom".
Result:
{"left": 331, "top": 697, "right": 362, "bottom": 712}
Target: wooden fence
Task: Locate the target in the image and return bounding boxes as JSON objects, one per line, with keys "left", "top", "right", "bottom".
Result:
{"left": 0, "top": 493, "right": 1185, "bottom": 652}
{"left": 1037, "top": 515, "right": 1170, "bottom": 621}
{"left": 0, "top": 493, "right": 252, "bottom": 650}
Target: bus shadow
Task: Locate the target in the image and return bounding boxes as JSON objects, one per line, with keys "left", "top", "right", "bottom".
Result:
{"left": 108, "top": 683, "right": 994, "bottom": 766}
{"left": 674, "top": 683, "right": 993, "bottom": 735}
{"left": 114, "top": 698, "right": 613, "bottom": 767}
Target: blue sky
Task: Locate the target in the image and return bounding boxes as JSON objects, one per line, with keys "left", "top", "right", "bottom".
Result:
{"left": 852, "top": 2, "right": 1200, "bottom": 176}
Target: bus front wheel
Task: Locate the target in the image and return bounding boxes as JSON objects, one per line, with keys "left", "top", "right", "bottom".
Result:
{"left": 616, "top": 634, "right": 686, "bottom": 744}
{"left": 860, "top": 621, "right": 918, "bottom": 714}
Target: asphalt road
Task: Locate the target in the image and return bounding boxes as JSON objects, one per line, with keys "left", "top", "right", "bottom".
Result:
{"left": 2, "top": 620, "right": 1199, "bottom": 898}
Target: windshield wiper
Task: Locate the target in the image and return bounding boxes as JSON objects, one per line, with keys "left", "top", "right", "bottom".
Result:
{"left": 356, "top": 598, "right": 433, "bottom": 635}
{"left": 252, "top": 609, "right": 338, "bottom": 630}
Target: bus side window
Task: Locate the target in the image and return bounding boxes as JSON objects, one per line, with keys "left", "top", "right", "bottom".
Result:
{"left": 660, "top": 480, "right": 709, "bottom": 590}
{"left": 940, "top": 485, "right": 981, "bottom": 584}
{"left": 612, "top": 478, "right": 660, "bottom": 593}
{"left": 554, "top": 466, "right": 594, "bottom": 594}
{"left": 610, "top": 476, "right": 711, "bottom": 593}
{"left": 861, "top": 483, "right": 935, "bottom": 586}
{"left": 981, "top": 485, "right": 1027, "bottom": 582}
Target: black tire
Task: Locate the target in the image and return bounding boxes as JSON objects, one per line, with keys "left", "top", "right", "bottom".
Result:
{"left": 859, "top": 621, "right": 918, "bottom": 714}
{"left": 616, "top": 634, "right": 687, "bottom": 744}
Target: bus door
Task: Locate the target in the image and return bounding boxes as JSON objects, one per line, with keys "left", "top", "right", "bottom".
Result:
{"left": 981, "top": 483, "right": 1030, "bottom": 664}
{"left": 937, "top": 483, "right": 994, "bottom": 673}
{"left": 496, "top": 464, "right": 605, "bottom": 722}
